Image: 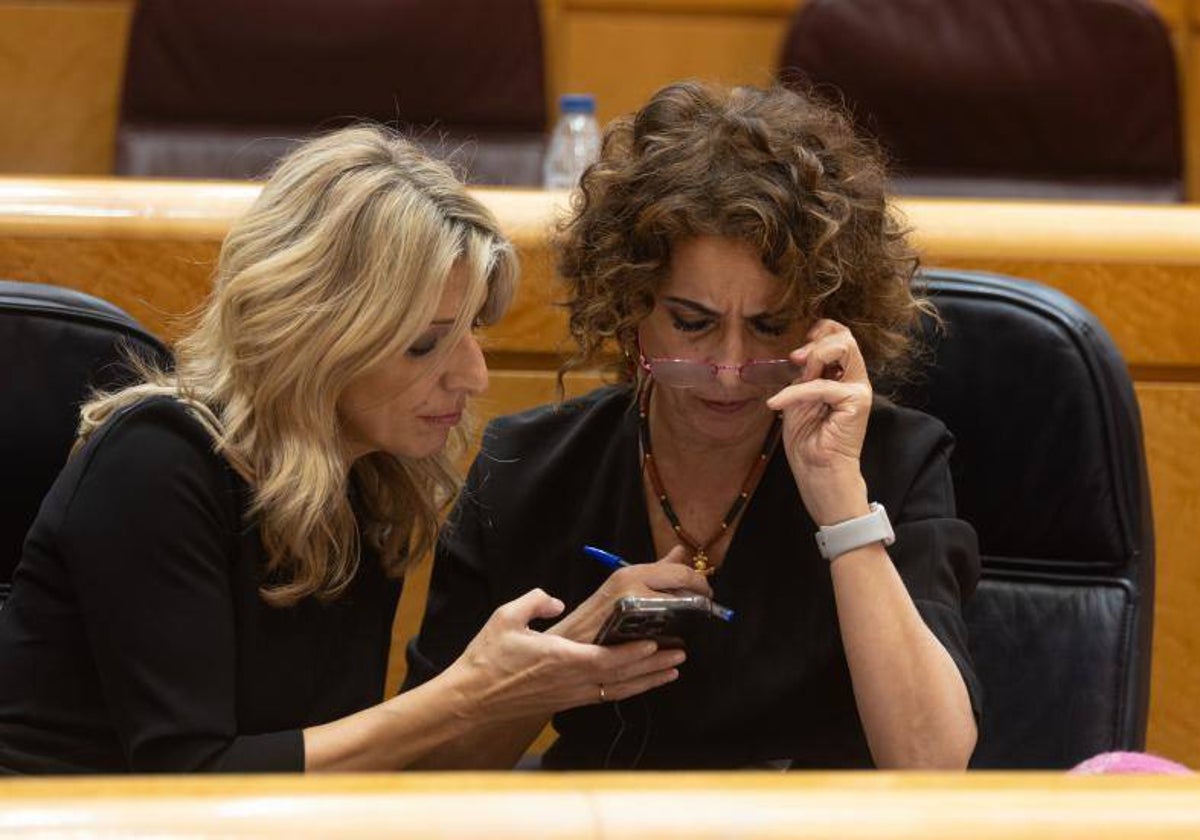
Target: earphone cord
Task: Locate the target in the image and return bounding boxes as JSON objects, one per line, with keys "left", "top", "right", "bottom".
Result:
{"left": 602, "top": 700, "right": 627, "bottom": 770}
{"left": 602, "top": 697, "right": 653, "bottom": 770}
{"left": 630, "top": 696, "right": 652, "bottom": 769}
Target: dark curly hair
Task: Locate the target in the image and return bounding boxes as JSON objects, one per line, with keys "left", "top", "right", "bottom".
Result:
{"left": 555, "top": 80, "right": 931, "bottom": 384}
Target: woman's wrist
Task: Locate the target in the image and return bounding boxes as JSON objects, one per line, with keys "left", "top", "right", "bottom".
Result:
{"left": 435, "top": 657, "right": 494, "bottom": 730}
{"left": 800, "top": 470, "right": 870, "bottom": 527}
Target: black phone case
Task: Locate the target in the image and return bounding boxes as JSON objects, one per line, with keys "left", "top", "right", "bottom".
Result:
{"left": 593, "top": 595, "right": 714, "bottom": 649}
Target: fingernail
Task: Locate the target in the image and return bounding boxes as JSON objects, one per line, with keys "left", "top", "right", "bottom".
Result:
{"left": 670, "top": 651, "right": 686, "bottom": 666}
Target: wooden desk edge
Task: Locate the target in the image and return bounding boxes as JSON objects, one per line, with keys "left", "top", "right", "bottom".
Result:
{"left": 2, "top": 771, "right": 1200, "bottom": 839}
{"left": 8, "top": 178, "right": 1200, "bottom": 265}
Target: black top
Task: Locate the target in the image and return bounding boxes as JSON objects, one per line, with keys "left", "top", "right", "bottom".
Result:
{"left": 0, "top": 397, "right": 401, "bottom": 774}
{"left": 406, "top": 385, "right": 981, "bottom": 769}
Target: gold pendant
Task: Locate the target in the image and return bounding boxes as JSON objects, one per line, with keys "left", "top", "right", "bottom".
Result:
{"left": 693, "top": 551, "right": 713, "bottom": 575}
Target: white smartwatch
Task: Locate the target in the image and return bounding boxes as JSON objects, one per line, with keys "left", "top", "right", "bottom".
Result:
{"left": 814, "top": 502, "right": 895, "bottom": 561}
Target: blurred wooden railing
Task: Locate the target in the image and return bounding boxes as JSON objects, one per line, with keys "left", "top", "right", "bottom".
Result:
{"left": 2, "top": 772, "right": 1200, "bottom": 837}
{"left": 1, "top": 178, "right": 1198, "bottom": 768}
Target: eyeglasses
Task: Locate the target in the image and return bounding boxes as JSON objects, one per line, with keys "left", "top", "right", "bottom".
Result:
{"left": 638, "top": 351, "right": 800, "bottom": 389}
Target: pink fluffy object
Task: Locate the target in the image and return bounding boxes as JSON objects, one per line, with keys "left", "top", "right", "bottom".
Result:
{"left": 1070, "top": 751, "right": 1193, "bottom": 775}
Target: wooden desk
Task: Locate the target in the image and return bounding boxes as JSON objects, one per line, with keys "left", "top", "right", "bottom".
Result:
{"left": 1, "top": 179, "right": 1198, "bottom": 767}
{"left": 2, "top": 772, "right": 1200, "bottom": 838}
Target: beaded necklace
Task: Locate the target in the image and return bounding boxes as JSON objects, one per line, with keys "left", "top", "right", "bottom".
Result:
{"left": 638, "top": 382, "right": 781, "bottom": 575}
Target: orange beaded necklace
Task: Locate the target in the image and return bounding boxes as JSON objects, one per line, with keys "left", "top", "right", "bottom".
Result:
{"left": 638, "top": 382, "right": 781, "bottom": 575}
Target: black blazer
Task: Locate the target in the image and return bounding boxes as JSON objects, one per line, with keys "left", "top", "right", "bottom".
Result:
{"left": 407, "top": 385, "right": 981, "bottom": 769}
{"left": 0, "top": 398, "right": 400, "bottom": 774}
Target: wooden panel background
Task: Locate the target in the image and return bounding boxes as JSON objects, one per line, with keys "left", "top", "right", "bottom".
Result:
{"left": 0, "top": 0, "right": 134, "bottom": 175}
{"left": 552, "top": 1, "right": 789, "bottom": 125}
{"left": 1, "top": 179, "right": 1198, "bottom": 767}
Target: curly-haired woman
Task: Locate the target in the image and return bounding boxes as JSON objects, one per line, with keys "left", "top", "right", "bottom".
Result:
{"left": 0, "top": 126, "right": 692, "bottom": 774}
{"left": 406, "top": 82, "right": 981, "bottom": 770}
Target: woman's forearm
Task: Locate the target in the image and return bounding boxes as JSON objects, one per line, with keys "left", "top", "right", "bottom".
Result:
{"left": 408, "top": 714, "right": 550, "bottom": 770}
{"left": 305, "top": 663, "right": 550, "bottom": 771}
{"left": 829, "top": 543, "right": 977, "bottom": 770}
{"left": 303, "top": 665, "right": 483, "bottom": 771}
{"left": 306, "top": 586, "right": 683, "bottom": 771}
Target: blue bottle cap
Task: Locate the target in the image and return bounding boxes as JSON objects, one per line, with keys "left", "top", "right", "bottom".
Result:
{"left": 559, "top": 93, "right": 596, "bottom": 115}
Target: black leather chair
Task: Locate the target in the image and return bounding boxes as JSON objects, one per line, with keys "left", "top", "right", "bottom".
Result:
{"left": 890, "top": 269, "right": 1154, "bottom": 767}
{"left": 0, "top": 281, "right": 171, "bottom": 605}
{"left": 779, "top": 0, "right": 1182, "bottom": 201}
{"left": 116, "top": 0, "right": 548, "bottom": 185}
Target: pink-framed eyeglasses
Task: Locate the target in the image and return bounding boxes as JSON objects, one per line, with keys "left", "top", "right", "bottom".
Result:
{"left": 637, "top": 350, "right": 801, "bottom": 389}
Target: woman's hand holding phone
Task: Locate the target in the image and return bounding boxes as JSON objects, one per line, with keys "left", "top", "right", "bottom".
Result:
{"left": 449, "top": 588, "right": 687, "bottom": 718}
{"left": 547, "top": 545, "right": 711, "bottom": 646}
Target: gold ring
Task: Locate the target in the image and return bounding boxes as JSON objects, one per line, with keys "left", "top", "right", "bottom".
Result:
{"left": 598, "top": 684, "right": 608, "bottom": 703}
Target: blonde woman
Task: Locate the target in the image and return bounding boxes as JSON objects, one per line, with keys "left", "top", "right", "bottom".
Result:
{"left": 0, "top": 126, "right": 694, "bottom": 774}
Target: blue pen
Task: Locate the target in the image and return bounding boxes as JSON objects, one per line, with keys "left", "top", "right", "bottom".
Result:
{"left": 582, "top": 544, "right": 736, "bottom": 622}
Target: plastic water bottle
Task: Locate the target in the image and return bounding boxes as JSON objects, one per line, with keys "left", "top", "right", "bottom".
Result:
{"left": 543, "top": 93, "right": 601, "bottom": 190}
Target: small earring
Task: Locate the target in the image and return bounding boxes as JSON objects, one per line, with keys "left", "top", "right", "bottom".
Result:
{"left": 621, "top": 345, "right": 639, "bottom": 380}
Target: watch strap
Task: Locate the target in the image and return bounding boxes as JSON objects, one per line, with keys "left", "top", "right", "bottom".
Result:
{"left": 815, "top": 502, "right": 896, "bottom": 561}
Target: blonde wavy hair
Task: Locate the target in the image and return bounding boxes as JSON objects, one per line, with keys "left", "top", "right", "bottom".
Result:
{"left": 77, "top": 125, "right": 517, "bottom": 606}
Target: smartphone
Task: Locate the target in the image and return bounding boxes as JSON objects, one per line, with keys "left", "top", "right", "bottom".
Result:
{"left": 593, "top": 594, "right": 727, "bottom": 649}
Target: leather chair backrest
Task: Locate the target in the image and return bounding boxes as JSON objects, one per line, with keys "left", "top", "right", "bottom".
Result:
{"left": 117, "top": 0, "right": 547, "bottom": 185}
{"left": 0, "top": 281, "right": 171, "bottom": 603}
{"left": 890, "top": 270, "right": 1154, "bottom": 767}
{"left": 779, "top": 0, "right": 1182, "bottom": 201}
